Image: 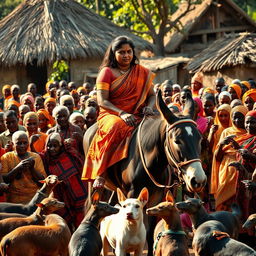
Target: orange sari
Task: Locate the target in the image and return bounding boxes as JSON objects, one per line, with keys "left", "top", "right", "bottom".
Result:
{"left": 82, "top": 65, "right": 155, "bottom": 180}
{"left": 211, "top": 105, "right": 247, "bottom": 210}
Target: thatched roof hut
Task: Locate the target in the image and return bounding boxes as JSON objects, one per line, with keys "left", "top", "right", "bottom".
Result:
{"left": 164, "top": 0, "right": 256, "bottom": 56}
{"left": 0, "top": 0, "right": 153, "bottom": 91}
{"left": 186, "top": 33, "right": 256, "bottom": 86}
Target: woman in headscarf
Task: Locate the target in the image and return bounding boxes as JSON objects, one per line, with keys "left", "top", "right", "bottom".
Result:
{"left": 208, "top": 104, "right": 232, "bottom": 153}
{"left": 2, "top": 85, "right": 11, "bottom": 110}
{"left": 191, "top": 72, "right": 203, "bottom": 97}
{"left": 242, "top": 89, "right": 256, "bottom": 111}
{"left": 218, "top": 91, "right": 232, "bottom": 106}
{"left": 194, "top": 97, "right": 208, "bottom": 135}
{"left": 0, "top": 131, "right": 46, "bottom": 203}
{"left": 44, "top": 97, "right": 56, "bottom": 116}
{"left": 23, "top": 112, "right": 48, "bottom": 153}
{"left": 20, "top": 94, "right": 35, "bottom": 112}
{"left": 228, "top": 84, "right": 242, "bottom": 100}
{"left": 40, "top": 132, "right": 87, "bottom": 231}
{"left": 37, "top": 109, "right": 55, "bottom": 133}
{"left": 210, "top": 105, "right": 248, "bottom": 211}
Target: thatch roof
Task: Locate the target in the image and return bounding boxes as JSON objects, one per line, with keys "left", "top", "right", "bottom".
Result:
{"left": 164, "top": 0, "right": 256, "bottom": 53}
{"left": 186, "top": 33, "right": 256, "bottom": 73}
{"left": 140, "top": 56, "right": 190, "bottom": 72}
{"left": 0, "top": 0, "right": 153, "bottom": 67}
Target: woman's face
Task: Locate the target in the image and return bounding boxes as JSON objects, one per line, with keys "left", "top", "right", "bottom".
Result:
{"left": 244, "top": 96, "right": 254, "bottom": 111}
{"left": 228, "top": 87, "right": 238, "bottom": 100}
{"left": 45, "top": 102, "right": 56, "bottom": 115}
{"left": 203, "top": 99, "right": 215, "bottom": 116}
{"left": 12, "top": 88, "right": 20, "bottom": 98}
{"left": 219, "top": 95, "right": 231, "bottom": 105}
{"left": 47, "top": 139, "right": 61, "bottom": 157}
{"left": 115, "top": 43, "right": 133, "bottom": 68}
{"left": 25, "top": 117, "right": 38, "bottom": 135}
{"left": 232, "top": 112, "right": 245, "bottom": 129}
{"left": 3, "top": 88, "right": 11, "bottom": 98}
{"left": 35, "top": 99, "right": 44, "bottom": 111}
{"left": 191, "top": 81, "right": 202, "bottom": 91}
{"left": 72, "top": 116, "right": 85, "bottom": 131}
{"left": 245, "top": 116, "right": 256, "bottom": 135}
{"left": 218, "top": 110, "right": 230, "bottom": 127}
{"left": 14, "top": 136, "right": 29, "bottom": 156}
{"left": 38, "top": 114, "right": 48, "bottom": 129}
{"left": 55, "top": 109, "right": 69, "bottom": 127}
{"left": 24, "top": 99, "right": 34, "bottom": 111}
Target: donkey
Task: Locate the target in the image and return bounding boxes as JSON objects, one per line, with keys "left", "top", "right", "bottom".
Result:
{"left": 83, "top": 90, "right": 207, "bottom": 255}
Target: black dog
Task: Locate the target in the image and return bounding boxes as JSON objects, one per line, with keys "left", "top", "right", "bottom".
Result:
{"left": 68, "top": 191, "right": 119, "bottom": 256}
{"left": 176, "top": 195, "right": 241, "bottom": 238}
{"left": 193, "top": 220, "right": 256, "bottom": 256}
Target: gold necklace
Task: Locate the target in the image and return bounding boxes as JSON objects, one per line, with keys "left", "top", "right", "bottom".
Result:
{"left": 119, "top": 68, "right": 130, "bottom": 75}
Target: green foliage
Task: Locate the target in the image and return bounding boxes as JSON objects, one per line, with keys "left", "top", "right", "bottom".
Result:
{"left": 0, "top": 0, "right": 22, "bottom": 20}
{"left": 233, "top": 0, "right": 256, "bottom": 20}
{"left": 48, "top": 60, "right": 69, "bottom": 82}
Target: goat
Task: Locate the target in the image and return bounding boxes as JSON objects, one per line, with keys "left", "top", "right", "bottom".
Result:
{"left": 0, "top": 197, "right": 64, "bottom": 240}
{"left": 0, "top": 213, "right": 71, "bottom": 256}
{"left": 0, "top": 175, "right": 60, "bottom": 215}
{"left": 69, "top": 191, "right": 119, "bottom": 256}
{"left": 146, "top": 190, "right": 189, "bottom": 256}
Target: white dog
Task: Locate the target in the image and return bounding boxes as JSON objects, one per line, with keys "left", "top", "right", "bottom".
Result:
{"left": 100, "top": 187, "right": 149, "bottom": 256}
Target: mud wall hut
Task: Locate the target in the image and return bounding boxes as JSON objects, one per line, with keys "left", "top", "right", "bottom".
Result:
{"left": 186, "top": 33, "right": 256, "bottom": 87}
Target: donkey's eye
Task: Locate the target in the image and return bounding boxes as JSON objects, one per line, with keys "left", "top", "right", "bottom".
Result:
{"left": 123, "top": 205, "right": 126, "bottom": 208}
{"left": 135, "top": 205, "right": 140, "bottom": 208}
{"left": 174, "top": 139, "right": 181, "bottom": 144}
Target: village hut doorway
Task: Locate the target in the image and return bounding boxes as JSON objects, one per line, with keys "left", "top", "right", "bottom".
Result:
{"left": 26, "top": 60, "right": 48, "bottom": 94}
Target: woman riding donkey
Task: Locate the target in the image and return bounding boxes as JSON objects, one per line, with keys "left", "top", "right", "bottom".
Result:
{"left": 82, "top": 36, "right": 156, "bottom": 188}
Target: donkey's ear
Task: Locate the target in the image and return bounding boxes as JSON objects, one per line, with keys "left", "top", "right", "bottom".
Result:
{"left": 156, "top": 90, "right": 179, "bottom": 125}
{"left": 166, "top": 190, "right": 175, "bottom": 204}
{"left": 182, "top": 91, "right": 195, "bottom": 119}
{"left": 117, "top": 188, "right": 127, "bottom": 203}
{"left": 138, "top": 187, "right": 149, "bottom": 206}
{"left": 91, "top": 191, "right": 100, "bottom": 205}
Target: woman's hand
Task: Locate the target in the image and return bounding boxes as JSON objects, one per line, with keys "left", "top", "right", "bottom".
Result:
{"left": 220, "top": 135, "right": 236, "bottom": 146}
{"left": 142, "top": 106, "right": 154, "bottom": 116}
{"left": 120, "top": 112, "right": 136, "bottom": 127}
{"left": 209, "top": 124, "right": 218, "bottom": 134}
{"left": 30, "top": 134, "right": 41, "bottom": 147}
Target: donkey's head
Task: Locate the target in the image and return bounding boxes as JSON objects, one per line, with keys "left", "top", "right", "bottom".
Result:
{"left": 157, "top": 90, "right": 206, "bottom": 192}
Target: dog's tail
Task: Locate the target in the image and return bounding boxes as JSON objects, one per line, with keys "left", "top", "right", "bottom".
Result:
{"left": 231, "top": 203, "right": 241, "bottom": 219}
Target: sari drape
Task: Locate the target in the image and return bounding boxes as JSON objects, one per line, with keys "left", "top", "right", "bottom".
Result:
{"left": 211, "top": 105, "right": 248, "bottom": 210}
{"left": 82, "top": 64, "right": 155, "bottom": 180}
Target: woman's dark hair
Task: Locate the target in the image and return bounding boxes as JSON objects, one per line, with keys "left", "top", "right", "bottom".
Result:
{"left": 99, "top": 36, "right": 138, "bottom": 70}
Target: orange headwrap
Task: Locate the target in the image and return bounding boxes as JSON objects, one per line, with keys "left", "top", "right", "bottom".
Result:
{"left": 37, "top": 109, "right": 55, "bottom": 127}
{"left": 6, "top": 100, "right": 20, "bottom": 108}
{"left": 77, "top": 87, "right": 86, "bottom": 93}
{"left": 45, "top": 81, "right": 54, "bottom": 92}
{"left": 242, "top": 89, "right": 256, "bottom": 103}
{"left": 241, "top": 81, "right": 251, "bottom": 90}
{"left": 44, "top": 97, "right": 56, "bottom": 106}
{"left": 204, "top": 87, "right": 215, "bottom": 95}
{"left": 2, "top": 84, "right": 11, "bottom": 95}
{"left": 229, "top": 84, "right": 242, "bottom": 99}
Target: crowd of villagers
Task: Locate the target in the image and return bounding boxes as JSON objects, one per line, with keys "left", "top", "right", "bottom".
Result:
{"left": 0, "top": 72, "right": 256, "bottom": 240}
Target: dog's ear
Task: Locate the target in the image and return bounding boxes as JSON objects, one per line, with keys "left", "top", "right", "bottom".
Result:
{"left": 138, "top": 187, "right": 149, "bottom": 206}
{"left": 117, "top": 188, "right": 127, "bottom": 203}
{"left": 91, "top": 191, "right": 100, "bottom": 205}
{"left": 166, "top": 190, "right": 175, "bottom": 205}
